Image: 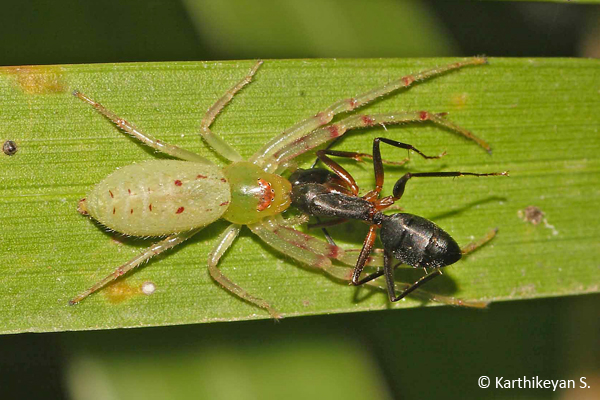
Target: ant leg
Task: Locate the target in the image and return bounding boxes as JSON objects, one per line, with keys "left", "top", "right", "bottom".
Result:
{"left": 314, "top": 149, "right": 360, "bottom": 195}
{"left": 251, "top": 57, "right": 488, "bottom": 171}
{"left": 72, "top": 91, "right": 213, "bottom": 164}
{"left": 393, "top": 171, "right": 509, "bottom": 201}
{"left": 314, "top": 136, "right": 443, "bottom": 197}
{"left": 381, "top": 229, "right": 498, "bottom": 303}
{"left": 69, "top": 228, "right": 202, "bottom": 305}
{"left": 319, "top": 149, "right": 410, "bottom": 167}
{"left": 354, "top": 268, "right": 385, "bottom": 285}
{"left": 310, "top": 137, "right": 341, "bottom": 168}
{"left": 200, "top": 61, "right": 262, "bottom": 162}
{"left": 371, "top": 136, "right": 446, "bottom": 196}
{"left": 207, "top": 223, "right": 281, "bottom": 318}
{"left": 312, "top": 217, "right": 337, "bottom": 246}
{"left": 271, "top": 109, "right": 489, "bottom": 167}
{"left": 385, "top": 259, "right": 444, "bottom": 303}
{"left": 350, "top": 225, "right": 378, "bottom": 285}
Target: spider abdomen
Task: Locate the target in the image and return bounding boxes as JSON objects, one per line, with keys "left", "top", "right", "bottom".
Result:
{"left": 80, "top": 160, "right": 230, "bottom": 236}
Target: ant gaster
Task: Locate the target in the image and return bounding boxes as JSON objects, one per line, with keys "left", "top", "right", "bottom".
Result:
{"left": 290, "top": 137, "right": 507, "bottom": 303}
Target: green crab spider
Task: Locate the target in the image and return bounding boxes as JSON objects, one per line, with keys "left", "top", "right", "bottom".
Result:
{"left": 70, "top": 58, "right": 490, "bottom": 317}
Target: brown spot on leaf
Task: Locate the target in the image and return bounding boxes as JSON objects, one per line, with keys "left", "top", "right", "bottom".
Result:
{"left": 105, "top": 281, "right": 143, "bottom": 304}
{"left": 1, "top": 65, "right": 66, "bottom": 94}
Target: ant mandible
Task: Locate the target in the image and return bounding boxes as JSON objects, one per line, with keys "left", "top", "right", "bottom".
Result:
{"left": 290, "top": 137, "right": 507, "bottom": 304}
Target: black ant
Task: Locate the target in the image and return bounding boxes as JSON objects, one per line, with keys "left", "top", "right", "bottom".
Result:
{"left": 290, "top": 137, "right": 507, "bottom": 303}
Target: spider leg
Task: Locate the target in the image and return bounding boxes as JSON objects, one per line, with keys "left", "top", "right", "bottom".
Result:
{"left": 72, "top": 91, "right": 212, "bottom": 164}
{"left": 69, "top": 228, "right": 203, "bottom": 305}
{"left": 250, "top": 57, "right": 487, "bottom": 171}
{"left": 250, "top": 216, "right": 382, "bottom": 273}
{"left": 199, "top": 61, "right": 263, "bottom": 162}
{"left": 272, "top": 110, "right": 486, "bottom": 167}
{"left": 207, "top": 223, "right": 281, "bottom": 318}
{"left": 461, "top": 228, "right": 498, "bottom": 255}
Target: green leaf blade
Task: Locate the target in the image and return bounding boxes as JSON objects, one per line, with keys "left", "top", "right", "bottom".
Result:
{"left": 0, "top": 57, "right": 598, "bottom": 333}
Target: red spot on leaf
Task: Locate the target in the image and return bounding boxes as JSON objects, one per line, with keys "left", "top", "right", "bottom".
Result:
{"left": 130, "top": 209, "right": 134, "bottom": 214}
{"left": 220, "top": 201, "right": 229, "bottom": 207}
{"left": 402, "top": 76, "right": 415, "bottom": 86}
{"left": 174, "top": 180, "right": 182, "bottom": 186}
{"left": 176, "top": 207, "right": 184, "bottom": 214}
{"left": 419, "top": 111, "right": 429, "bottom": 121}
{"left": 220, "top": 178, "right": 227, "bottom": 183}
{"left": 128, "top": 189, "right": 131, "bottom": 195}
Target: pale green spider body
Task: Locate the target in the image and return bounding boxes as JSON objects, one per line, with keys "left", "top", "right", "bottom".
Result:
{"left": 80, "top": 160, "right": 230, "bottom": 236}
{"left": 70, "top": 58, "right": 491, "bottom": 317}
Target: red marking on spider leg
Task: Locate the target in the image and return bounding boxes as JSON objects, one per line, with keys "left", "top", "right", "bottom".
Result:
{"left": 220, "top": 178, "right": 227, "bottom": 183}
{"left": 315, "top": 111, "right": 329, "bottom": 124}
{"left": 109, "top": 190, "right": 114, "bottom": 198}
{"left": 130, "top": 209, "right": 133, "bottom": 214}
{"left": 174, "top": 180, "right": 182, "bottom": 186}
{"left": 149, "top": 204, "right": 153, "bottom": 211}
{"left": 220, "top": 201, "right": 229, "bottom": 207}
{"left": 128, "top": 189, "right": 131, "bottom": 195}
{"left": 348, "top": 97, "right": 358, "bottom": 109}
{"left": 402, "top": 75, "right": 415, "bottom": 86}
{"left": 419, "top": 111, "right": 430, "bottom": 121}
{"left": 289, "top": 240, "right": 309, "bottom": 251}
{"left": 113, "top": 207, "right": 116, "bottom": 214}
{"left": 328, "top": 245, "right": 339, "bottom": 258}
{"left": 327, "top": 124, "right": 340, "bottom": 138}
{"left": 361, "top": 115, "right": 375, "bottom": 126}
{"left": 196, "top": 174, "right": 207, "bottom": 179}
{"left": 176, "top": 207, "right": 185, "bottom": 214}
